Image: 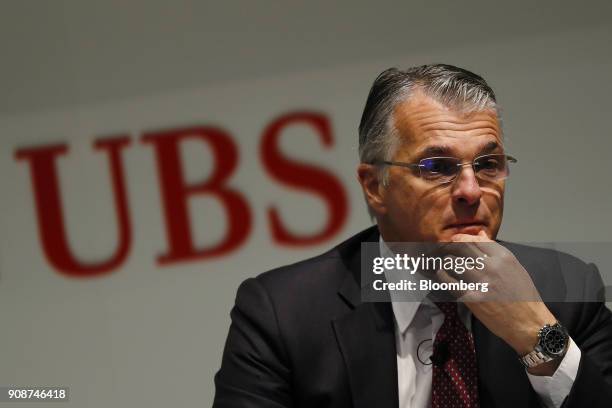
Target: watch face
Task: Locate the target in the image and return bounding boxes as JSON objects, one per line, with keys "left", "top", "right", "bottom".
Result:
{"left": 542, "top": 326, "right": 567, "bottom": 356}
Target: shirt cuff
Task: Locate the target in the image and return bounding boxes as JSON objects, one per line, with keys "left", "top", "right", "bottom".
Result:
{"left": 527, "top": 337, "right": 581, "bottom": 408}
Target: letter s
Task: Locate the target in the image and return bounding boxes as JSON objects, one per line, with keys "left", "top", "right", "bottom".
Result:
{"left": 261, "top": 112, "right": 348, "bottom": 246}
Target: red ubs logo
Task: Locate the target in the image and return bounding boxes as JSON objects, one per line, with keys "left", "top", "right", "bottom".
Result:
{"left": 14, "top": 111, "right": 349, "bottom": 278}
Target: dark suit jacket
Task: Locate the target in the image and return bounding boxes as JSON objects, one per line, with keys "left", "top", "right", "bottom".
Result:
{"left": 213, "top": 226, "right": 612, "bottom": 407}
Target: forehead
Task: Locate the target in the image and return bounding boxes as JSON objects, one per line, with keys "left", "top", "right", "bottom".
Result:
{"left": 392, "top": 91, "right": 502, "bottom": 158}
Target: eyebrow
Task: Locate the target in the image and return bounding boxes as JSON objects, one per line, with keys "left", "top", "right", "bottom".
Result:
{"left": 415, "top": 141, "right": 502, "bottom": 159}
{"left": 417, "top": 145, "right": 453, "bottom": 158}
{"left": 479, "top": 141, "right": 501, "bottom": 154}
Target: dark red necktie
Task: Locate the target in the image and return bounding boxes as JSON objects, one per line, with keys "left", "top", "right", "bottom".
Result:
{"left": 432, "top": 302, "right": 480, "bottom": 408}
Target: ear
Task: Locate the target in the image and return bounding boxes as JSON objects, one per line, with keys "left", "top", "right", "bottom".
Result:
{"left": 357, "top": 163, "right": 387, "bottom": 216}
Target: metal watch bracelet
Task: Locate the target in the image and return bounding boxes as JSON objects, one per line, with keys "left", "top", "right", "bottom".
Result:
{"left": 519, "top": 322, "right": 569, "bottom": 369}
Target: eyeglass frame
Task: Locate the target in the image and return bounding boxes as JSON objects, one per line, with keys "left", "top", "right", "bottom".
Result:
{"left": 368, "top": 153, "right": 518, "bottom": 184}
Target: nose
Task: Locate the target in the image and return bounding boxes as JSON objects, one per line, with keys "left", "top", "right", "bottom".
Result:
{"left": 451, "top": 165, "right": 482, "bottom": 205}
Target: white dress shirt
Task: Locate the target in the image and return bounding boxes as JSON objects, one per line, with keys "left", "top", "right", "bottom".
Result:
{"left": 379, "top": 237, "right": 581, "bottom": 408}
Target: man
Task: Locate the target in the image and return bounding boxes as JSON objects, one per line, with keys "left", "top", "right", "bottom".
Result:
{"left": 213, "top": 64, "right": 612, "bottom": 407}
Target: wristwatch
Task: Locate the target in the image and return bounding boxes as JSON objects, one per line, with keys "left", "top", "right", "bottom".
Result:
{"left": 519, "top": 322, "right": 569, "bottom": 368}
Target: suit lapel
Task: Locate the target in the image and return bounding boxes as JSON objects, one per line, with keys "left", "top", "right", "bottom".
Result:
{"left": 332, "top": 226, "right": 399, "bottom": 408}
{"left": 333, "top": 283, "right": 398, "bottom": 408}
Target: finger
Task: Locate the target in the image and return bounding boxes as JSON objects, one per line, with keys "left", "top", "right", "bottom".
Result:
{"left": 435, "top": 241, "right": 485, "bottom": 260}
{"left": 452, "top": 232, "right": 499, "bottom": 258}
{"left": 451, "top": 233, "right": 490, "bottom": 242}
{"left": 449, "top": 230, "right": 491, "bottom": 242}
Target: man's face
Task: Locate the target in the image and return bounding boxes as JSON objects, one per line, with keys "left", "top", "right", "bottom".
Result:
{"left": 362, "top": 91, "right": 506, "bottom": 242}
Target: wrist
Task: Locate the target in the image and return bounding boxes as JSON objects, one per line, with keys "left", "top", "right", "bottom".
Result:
{"left": 509, "top": 315, "right": 557, "bottom": 355}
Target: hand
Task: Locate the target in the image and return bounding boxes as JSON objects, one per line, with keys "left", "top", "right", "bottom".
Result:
{"left": 432, "top": 231, "right": 560, "bottom": 375}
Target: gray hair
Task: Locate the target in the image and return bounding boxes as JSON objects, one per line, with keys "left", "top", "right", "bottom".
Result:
{"left": 358, "top": 64, "right": 500, "bottom": 166}
{"left": 358, "top": 64, "right": 501, "bottom": 216}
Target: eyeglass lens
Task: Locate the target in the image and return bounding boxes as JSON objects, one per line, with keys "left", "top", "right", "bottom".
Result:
{"left": 419, "top": 154, "right": 510, "bottom": 183}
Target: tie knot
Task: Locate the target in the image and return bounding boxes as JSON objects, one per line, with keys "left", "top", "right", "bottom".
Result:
{"left": 435, "top": 301, "right": 459, "bottom": 319}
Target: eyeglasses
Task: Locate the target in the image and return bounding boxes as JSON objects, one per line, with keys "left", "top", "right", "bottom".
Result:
{"left": 370, "top": 153, "right": 517, "bottom": 184}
